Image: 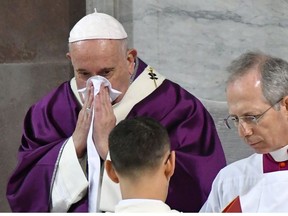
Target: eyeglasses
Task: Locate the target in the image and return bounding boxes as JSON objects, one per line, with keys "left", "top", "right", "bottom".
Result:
{"left": 224, "top": 98, "right": 283, "bottom": 129}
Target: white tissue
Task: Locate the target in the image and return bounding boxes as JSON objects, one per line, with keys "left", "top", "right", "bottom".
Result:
{"left": 78, "top": 75, "right": 121, "bottom": 102}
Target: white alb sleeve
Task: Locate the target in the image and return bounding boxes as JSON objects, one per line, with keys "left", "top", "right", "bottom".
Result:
{"left": 50, "top": 137, "right": 88, "bottom": 212}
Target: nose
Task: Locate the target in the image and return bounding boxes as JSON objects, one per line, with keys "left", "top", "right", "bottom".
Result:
{"left": 238, "top": 120, "right": 253, "bottom": 137}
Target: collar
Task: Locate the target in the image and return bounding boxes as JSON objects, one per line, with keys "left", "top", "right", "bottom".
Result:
{"left": 70, "top": 77, "right": 83, "bottom": 106}
{"left": 269, "top": 145, "right": 288, "bottom": 162}
{"left": 263, "top": 145, "right": 288, "bottom": 173}
{"left": 115, "top": 199, "right": 172, "bottom": 213}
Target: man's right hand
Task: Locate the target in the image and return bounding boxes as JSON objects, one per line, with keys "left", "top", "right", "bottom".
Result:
{"left": 72, "top": 82, "right": 94, "bottom": 158}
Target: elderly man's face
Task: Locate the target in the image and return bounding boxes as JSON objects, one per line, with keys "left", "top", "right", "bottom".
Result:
{"left": 68, "top": 39, "right": 136, "bottom": 104}
{"left": 226, "top": 69, "right": 288, "bottom": 154}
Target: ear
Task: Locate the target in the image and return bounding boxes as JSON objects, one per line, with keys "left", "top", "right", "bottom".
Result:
{"left": 164, "top": 151, "right": 176, "bottom": 180}
{"left": 66, "top": 52, "right": 71, "bottom": 61}
{"left": 282, "top": 96, "right": 288, "bottom": 112}
{"left": 105, "top": 160, "right": 120, "bottom": 183}
{"left": 126, "top": 49, "right": 137, "bottom": 76}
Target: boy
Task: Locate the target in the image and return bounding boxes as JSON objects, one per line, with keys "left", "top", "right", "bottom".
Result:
{"left": 105, "top": 116, "right": 178, "bottom": 212}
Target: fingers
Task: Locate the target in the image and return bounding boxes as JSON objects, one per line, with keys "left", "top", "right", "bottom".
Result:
{"left": 85, "top": 82, "right": 94, "bottom": 107}
{"left": 73, "top": 83, "right": 96, "bottom": 157}
{"left": 83, "top": 82, "right": 94, "bottom": 114}
{"left": 77, "top": 83, "right": 94, "bottom": 132}
{"left": 94, "top": 84, "right": 109, "bottom": 111}
{"left": 92, "top": 84, "right": 115, "bottom": 159}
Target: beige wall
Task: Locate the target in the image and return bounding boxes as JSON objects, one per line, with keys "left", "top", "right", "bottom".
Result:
{"left": 0, "top": 0, "right": 85, "bottom": 212}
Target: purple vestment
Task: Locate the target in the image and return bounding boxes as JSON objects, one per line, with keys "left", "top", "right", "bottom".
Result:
{"left": 6, "top": 58, "right": 226, "bottom": 212}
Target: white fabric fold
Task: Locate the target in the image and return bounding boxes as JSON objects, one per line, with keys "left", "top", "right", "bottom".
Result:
{"left": 87, "top": 110, "right": 100, "bottom": 212}
{"left": 79, "top": 75, "right": 121, "bottom": 212}
{"left": 240, "top": 170, "right": 288, "bottom": 212}
{"left": 51, "top": 138, "right": 88, "bottom": 212}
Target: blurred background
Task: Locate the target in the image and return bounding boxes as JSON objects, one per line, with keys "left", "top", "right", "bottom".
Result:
{"left": 2, "top": 0, "right": 288, "bottom": 212}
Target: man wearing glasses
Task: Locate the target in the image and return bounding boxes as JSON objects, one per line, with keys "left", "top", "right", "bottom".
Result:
{"left": 200, "top": 51, "right": 288, "bottom": 212}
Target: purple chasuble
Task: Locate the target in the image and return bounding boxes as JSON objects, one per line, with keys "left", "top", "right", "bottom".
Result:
{"left": 127, "top": 59, "right": 226, "bottom": 211}
{"left": 6, "top": 57, "right": 226, "bottom": 212}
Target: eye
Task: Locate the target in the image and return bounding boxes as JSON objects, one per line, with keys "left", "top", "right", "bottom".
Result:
{"left": 230, "top": 116, "right": 239, "bottom": 123}
{"left": 80, "top": 72, "right": 90, "bottom": 76}
{"left": 243, "top": 115, "right": 258, "bottom": 123}
{"left": 76, "top": 70, "right": 92, "bottom": 79}
{"left": 99, "top": 68, "right": 114, "bottom": 78}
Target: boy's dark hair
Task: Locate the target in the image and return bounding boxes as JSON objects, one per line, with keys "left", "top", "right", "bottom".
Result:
{"left": 108, "top": 116, "right": 170, "bottom": 177}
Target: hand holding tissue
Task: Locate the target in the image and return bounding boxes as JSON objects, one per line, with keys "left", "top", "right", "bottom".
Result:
{"left": 77, "top": 76, "right": 121, "bottom": 212}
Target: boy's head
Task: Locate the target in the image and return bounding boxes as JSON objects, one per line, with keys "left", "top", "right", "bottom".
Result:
{"left": 105, "top": 116, "right": 175, "bottom": 197}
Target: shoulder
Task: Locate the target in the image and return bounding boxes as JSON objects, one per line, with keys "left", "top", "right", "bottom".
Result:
{"left": 210, "top": 154, "right": 263, "bottom": 201}
{"left": 39, "top": 81, "right": 71, "bottom": 101}
{"left": 32, "top": 81, "right": 71, "bottom": 108}
{"left": 26, "top": 81, "right": 76, "bottom": 121}
{"left": 216, "top": 153, "right": 262, "bottom": 180}
{"left": 157, "top": 78, "right": 204, "bottom": 106}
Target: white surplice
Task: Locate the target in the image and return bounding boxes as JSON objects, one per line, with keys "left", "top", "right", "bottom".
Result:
{"left": 200, "top": 145, "right": 288, "bottom": 213}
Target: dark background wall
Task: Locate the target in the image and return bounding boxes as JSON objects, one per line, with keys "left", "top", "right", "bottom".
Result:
{"left": 0, "top": 0, "right": 85, "bottom": 212}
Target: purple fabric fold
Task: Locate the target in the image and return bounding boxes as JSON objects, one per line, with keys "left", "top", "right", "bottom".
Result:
{"left": 7, "top": 82, "right": 81, "bottom": 212}
{"left": 126, "top": 79, "right": 226, "bottom": 211}
{"left": 6, "top": 57, "right": 226, "bottom": 212}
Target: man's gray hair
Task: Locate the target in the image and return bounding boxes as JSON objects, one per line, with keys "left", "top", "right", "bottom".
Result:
{"left": 226, "top": 51, "right": 288, "bottom": 106}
